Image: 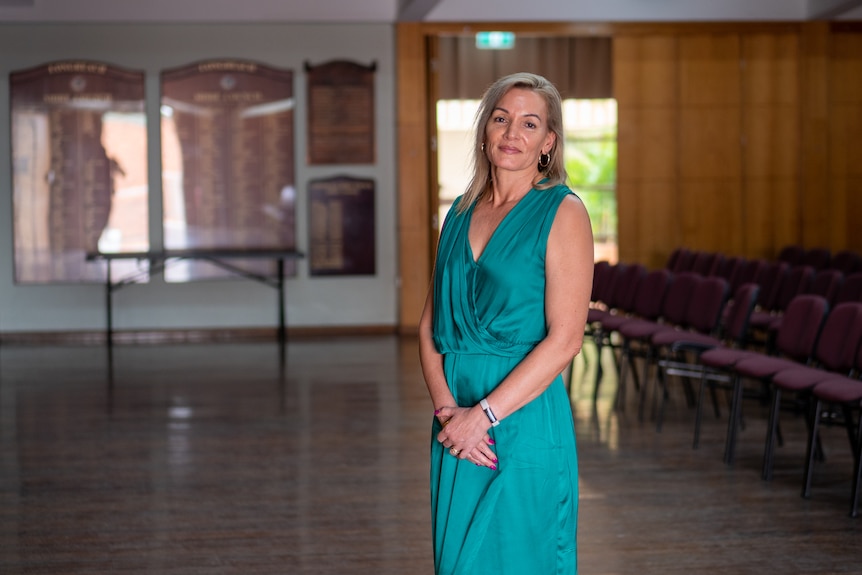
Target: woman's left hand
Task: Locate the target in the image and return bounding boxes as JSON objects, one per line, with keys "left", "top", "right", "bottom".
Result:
{"left": 436, "top": 406, "right": 498, "bottom": 469}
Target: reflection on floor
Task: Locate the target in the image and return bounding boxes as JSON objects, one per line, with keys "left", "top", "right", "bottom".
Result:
{"left": 0, "top": 335, "right": 858, "bottom": 574}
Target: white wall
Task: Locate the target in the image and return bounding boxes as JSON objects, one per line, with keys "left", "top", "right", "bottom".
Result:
{"left": 426, "top": 0, "right": 809, "bottom": 21}
{"left": 0, "top": 23, "right": 397, "bottom": 333}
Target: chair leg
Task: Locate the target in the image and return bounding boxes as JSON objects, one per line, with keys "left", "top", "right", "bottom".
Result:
{"left": 656, "top": 349, "right": 668, "bottom": 433}
{"left": 762, "top": 386, "right": 782, "bottom": 481}
{"left": 638, "top": 346, "right": 654, "bottom": 423}
{"left": 851, "top": 410, "right": 862, "bottom": 518}
{"left": 615, "top": 341, "right": 630, "bottom": 411}
{"left": 802, "top": 398, "right": 823, "bottom": 499}
{"left": 693, "top": 367, "right": 708, "bottom": 450}
{"left": 592, "top": 329, "right": 605, "bottom": 405}
{"left": 724, "top": 373, "right": 743, "bottom": 465}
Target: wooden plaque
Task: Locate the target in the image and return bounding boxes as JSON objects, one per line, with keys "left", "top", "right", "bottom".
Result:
{"left": 306, "top": 60, "right": 375, "bottom": 165}
{"left": 308, "top": 176, "right": 375, "bottom": 276}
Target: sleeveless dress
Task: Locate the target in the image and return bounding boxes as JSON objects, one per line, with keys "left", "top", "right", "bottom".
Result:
{"left": 430, "top": 184, "right": 579, "bottom": 575}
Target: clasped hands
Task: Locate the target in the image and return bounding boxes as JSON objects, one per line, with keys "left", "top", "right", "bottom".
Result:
{"left": 436, "top": 405, "right": 498, "bottom": 470}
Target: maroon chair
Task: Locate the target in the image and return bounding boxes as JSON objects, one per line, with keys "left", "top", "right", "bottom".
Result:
{"left": 729, "top": 258, "right": 766, "bottom": 294}
{"left": 691, "top": 251, "right": 724, "bottom": 277}
{"left": 586, "top": 263, "right": 626, "bottom": 327}
{"left": 672, "top": 249, "right": 697, "bottom": 273}
{"left": 804, "top": 344, "right": 862, "bottom": 517}
{"left": 834, "top": 272, "right": 862, "bottom": 305}
{"left": 749, "top": 265, "right": 815, "bottom": 349}
{"left": 696, "top": 295, "right": 830, "bottom": 464}
{"left": 595, "top": 268, "right": 671, "bottom": 406}
{"left": 617, "top": 272, "right": 702, "bottom": 420}
{"left": 652, "top": 283, "right": 760, "bottom": 447}
{"left": 650, "top": 276, "right": 730, "bottom": 431}
{"left": 584, "top": 263, "right": 646, "bottom": 402}
{"left": 777, "top": 245, "right": 805, "bottom": 267}
{"left": 802, "top": 247, "right": 832, "bottom": 271}
{"left": 830, "top": 250, "right": 862, "bottom": 275}
{"left": 737, "top": 302, "right": 862, "bottom": 480}
{"left": 804, "top": 269, "right": 844, "bottom": 306}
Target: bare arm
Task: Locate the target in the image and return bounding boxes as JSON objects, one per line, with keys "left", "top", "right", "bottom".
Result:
{"left": 437, "top": 194, "right": 593, "bottom": 458}
{"left": 418, "top": 287, "right": 456, "bottom": 412}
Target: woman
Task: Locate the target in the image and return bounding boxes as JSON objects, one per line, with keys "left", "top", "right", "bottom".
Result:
{"left": 419, "top": 72, "right": 594, "bottom": 574}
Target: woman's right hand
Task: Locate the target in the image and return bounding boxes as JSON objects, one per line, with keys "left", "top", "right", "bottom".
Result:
{"left": 436, "top": 406, "right": 498, "bottom": 470}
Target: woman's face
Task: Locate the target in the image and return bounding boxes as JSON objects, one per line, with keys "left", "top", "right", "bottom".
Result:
{"left": 484, "top": 87, "right": 555, "bottom": 176}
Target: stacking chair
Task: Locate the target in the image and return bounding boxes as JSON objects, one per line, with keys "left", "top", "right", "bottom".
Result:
{"left": 696, "top": 295, "right": 830, "bottom": 464}
{"left": 801, "top": 247, "right": 832, "bottom": 271}
{"left": 760, "top": 302, "right": 862, "bottom": 480}
{"left": 829, "top": 250, "right": 862, "bottom": 275}
{"left": 728, "top": 257, "right": 766, "bottom": 295}
{"left": 804, "top": 362, "right": 862, "bottom": 517}
{"left": 776, "top": 245, "right": 805, "bottom": 267}
{"left": 585, "top": 263, "right": 646, "bottom": 401}
{"left": 617, "top": 272, "right": 702, "bottom": 420}
{"left": 593, "top": 268, "right": 670, "bottom": 407}
{"left": 651, "top": 283, "right": 760, "bottom": 443}
{"left": 834, "top": 272, "right": 862, "bottom": 305}
{"left": 690, "top": 251, "right": 723, "bottom": 277}
{"left": 748, "top": 265, "right": 815, "bottom": 350}
{"left": 804, "top": 269, "right": 844, "bottom": 306}
{"left": 648, "top": 276, "right": 730, "bottom": 431}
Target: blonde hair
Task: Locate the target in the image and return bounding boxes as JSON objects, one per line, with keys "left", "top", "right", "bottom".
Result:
{"left": 456, "top": 72, "right": 567, "bottom": 213}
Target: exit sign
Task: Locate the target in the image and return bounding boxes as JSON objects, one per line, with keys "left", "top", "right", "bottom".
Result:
{"left": 475, "top": 31, "right": 516, "bottom": 50}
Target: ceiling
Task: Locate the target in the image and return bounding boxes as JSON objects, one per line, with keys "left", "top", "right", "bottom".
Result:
{"left": 0, "top": 0, "right": 861, "bottom": 23}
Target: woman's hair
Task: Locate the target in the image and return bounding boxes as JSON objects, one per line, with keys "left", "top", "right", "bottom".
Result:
{"left": 456, "top": 72, "right": 567, "bottom": 213}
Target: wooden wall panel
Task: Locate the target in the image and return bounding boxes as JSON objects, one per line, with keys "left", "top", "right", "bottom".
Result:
{"left": 742, "top": 32, "right": 801, "bottom": 258}
{"left": 829, "top": 32, "right": 862, "bottom": 252}
{"left": 615, "top": 35, "right": 679, "bottom": 267}
{"left": 396, "top": 24, "right": 432, "bottom": 332}
{"left": 678, "top": 108, "right": 741, "bottom": 179}
{"left": 679, "top": 180, "right": 744, "bottom": 253}
{"left": 678, "top": 35, "right": 743, "bottom": 253}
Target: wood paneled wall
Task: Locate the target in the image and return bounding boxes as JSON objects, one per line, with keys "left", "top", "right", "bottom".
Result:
{"left": 397, "top": 22, "right": 862, "bottom": 331}
{"left": 616, "top": 22, "right": 862, "bottom": 269}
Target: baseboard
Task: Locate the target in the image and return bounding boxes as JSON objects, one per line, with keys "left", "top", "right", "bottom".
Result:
{"left": 0, "top": 325, "right": 398, "bottom": 346}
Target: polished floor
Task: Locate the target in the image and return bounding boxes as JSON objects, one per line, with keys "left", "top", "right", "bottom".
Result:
{"left": 0, "top": 335, "right": 859, "bottom": 574}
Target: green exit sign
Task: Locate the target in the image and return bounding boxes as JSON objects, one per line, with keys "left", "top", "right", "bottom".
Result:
{"left": 475, "top": 31, "right": 516, "bottom": 50}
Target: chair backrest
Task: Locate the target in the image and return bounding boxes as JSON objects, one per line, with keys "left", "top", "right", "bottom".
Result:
{"left": 609, "top": 263, "right": 647, "bottom": 313}
{"left": 631, "top": 268, "right": 673, "bottom": 320}
{"left": 591, "top": 260, "right": 612, "bottom": 303}
{"left": 834, "top": 272, "right": 862, "bottom": 305}
{"left": 672, "top": 249, "right": 697, "bottom": 273}
{"left": 813, "top": 302, "right": 862, "bottom": 374}
{"left": 777, "top": 245, "right": 804, "bottom": 267}
{"left": 772, "top": 265, "right": 815, "bottom": 312}
{"left": 683, "top": 276, "right": 729, "bottom": 334}
{"left": 723, "top": 282, "right": 760, "bottom": 345}
{"left": 757, "top": 261, "right": 790, "bottom": 309}
{"left": 774, "top": 295, "right": 829, "bottom": 362}
{"left": 829, "top": 250, "right": 862, "bottom": 275}
{"left": 691, "top": 251, "right": 723, "bottom": 277}
{"left": 806, "top": 269, "right": 844, "bottom": 306}
{"left": 660, "top": 272, "right": 702, "bottom": 326}
{"left": 730, "top": 258, "right": 765, "bottom": 293}
{"left": 597, "top": 263, "right": 627, "bottom": 308}
{"left": 665, "top": 248, "right": 685, "bottom": 270}
{"left": 802, "top": 247, "right": 831, "bottom": 271}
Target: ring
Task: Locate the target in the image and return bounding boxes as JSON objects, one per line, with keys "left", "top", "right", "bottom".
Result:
{"left": 449, "top": 447, "right": 461, "bottom": 457}
{"left": 441, "top": 419, "right": 450, "bottom": 428}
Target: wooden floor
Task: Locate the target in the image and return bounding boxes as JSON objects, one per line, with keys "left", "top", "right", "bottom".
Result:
{"left": 0, "top": 335, "right": 859, "bottom": 574}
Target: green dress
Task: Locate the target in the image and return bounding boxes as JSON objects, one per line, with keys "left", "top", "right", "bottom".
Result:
{"left": 430, "top": 184, "right": 579, "bottom": 575}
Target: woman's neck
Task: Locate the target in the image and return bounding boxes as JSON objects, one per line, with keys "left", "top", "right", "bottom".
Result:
{"left": 488, "top": 169, "right": 538, "bottom": 206}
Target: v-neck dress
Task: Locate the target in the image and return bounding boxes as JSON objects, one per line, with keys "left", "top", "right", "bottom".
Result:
{"left": 429, "top": 184, "right": 579, "bottom": 575}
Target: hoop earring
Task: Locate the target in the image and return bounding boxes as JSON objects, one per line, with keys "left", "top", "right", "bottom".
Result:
{"left": 481, "top": 142, "right": 486, "bottom": 152}
{"left": 539, "top": 152, "right": 551, "bottom": 169}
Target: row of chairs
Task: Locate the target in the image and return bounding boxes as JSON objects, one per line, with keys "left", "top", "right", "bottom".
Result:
{"left": 585, "top": 260, "right": 862, "bottom": 516}
{"left": 668, "top": 245, "right": 862, "bottom": 278}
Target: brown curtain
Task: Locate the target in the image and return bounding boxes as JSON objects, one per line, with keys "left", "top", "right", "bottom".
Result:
{"left": 436, "top": 36, "right": 612, "bottom": 100}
